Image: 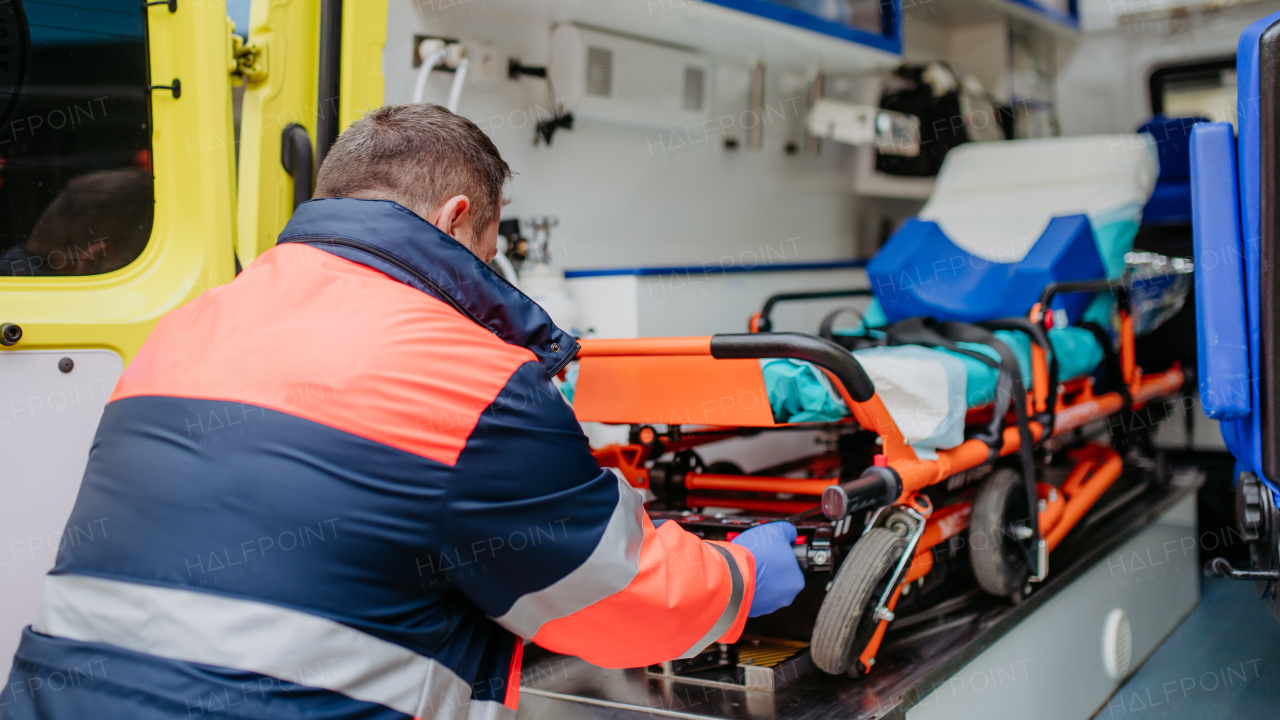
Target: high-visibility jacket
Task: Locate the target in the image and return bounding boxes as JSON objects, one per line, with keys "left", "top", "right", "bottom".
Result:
{"left": 5, "top": 198, "right": 755, "bottom": 719}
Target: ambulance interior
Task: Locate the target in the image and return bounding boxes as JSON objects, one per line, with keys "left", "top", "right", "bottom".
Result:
{"left": 1, "top": 0, "right": 1279, "bottom": 717}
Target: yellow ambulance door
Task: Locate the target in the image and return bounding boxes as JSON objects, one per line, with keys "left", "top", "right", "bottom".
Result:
{"left": 0, "top": 0, "right": 238, "bottom": 677}
{"left": 235, "top": 0, "right": 386, "bottom": 264}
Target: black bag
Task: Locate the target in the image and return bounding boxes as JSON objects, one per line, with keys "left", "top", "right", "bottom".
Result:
{"left": 876, "top": 63, "right": 1010, "bottom": 177}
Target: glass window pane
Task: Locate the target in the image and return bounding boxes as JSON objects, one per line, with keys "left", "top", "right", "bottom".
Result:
{"left": 0, "top": 0, "right": 154, "bottom": 277}
{"left": 1151, "top": 58, "right": 1238, "bottom": 128}
{"left": 1163, "top": 69, "right": 1237, "bottom": 127}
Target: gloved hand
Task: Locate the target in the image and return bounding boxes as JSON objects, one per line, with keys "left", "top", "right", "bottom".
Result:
{"left": 731, "top": 521, "right": 805, "bottom": 617}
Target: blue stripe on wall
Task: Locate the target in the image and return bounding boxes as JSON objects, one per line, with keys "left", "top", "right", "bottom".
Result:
{"left": 564, "top": 259, "right": 868, "bottom": 279}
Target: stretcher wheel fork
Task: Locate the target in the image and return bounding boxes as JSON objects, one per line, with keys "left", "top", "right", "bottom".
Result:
{"left": 811, "top": 497, "right": 948, "bottom": 676}
{"left": 810, "top": 523, "right": 912, "bottom": 676}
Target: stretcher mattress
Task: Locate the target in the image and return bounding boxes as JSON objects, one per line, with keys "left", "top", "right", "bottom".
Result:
{"left": 868, "top": 135, "right": 1158, "bottom": 327}
{"left": 761, "top": 326, "right": 1103, "bottom": 454}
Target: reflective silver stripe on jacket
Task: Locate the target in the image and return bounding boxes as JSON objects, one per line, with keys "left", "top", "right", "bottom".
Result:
{"left": 677, "top": 542, "right": 746, "bottom": 659}
{"left": 35, "top": 573, "right": 513, "bottom": 720}
{"left": 493, "top": 471, "right": 646, "bottom": 639}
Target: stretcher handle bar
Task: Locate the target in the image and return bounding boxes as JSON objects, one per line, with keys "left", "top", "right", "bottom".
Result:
{"left": 576, "top": 337, "right": 712, "bottom": 356}
{"left": 1038, "top": 275, "right": 1130, "bottom": 322}
{"left": 756, "top": 288, "right": 872, "bottom": 332}
{"left": 709, "top": 332, "right": 877, "bottom": 403}
{"left": 821, "top": 466, "right": 902, "bottom": 520}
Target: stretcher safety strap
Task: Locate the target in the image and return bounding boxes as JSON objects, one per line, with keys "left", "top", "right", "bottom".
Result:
{"left": 677, "top": 543, "right": 745, "bottom": 659}
{"left": 35, "top": 573, "right": 512, "bottom": 720}
{"left": 493, "top": 471, "right": 646, "bottom": 639}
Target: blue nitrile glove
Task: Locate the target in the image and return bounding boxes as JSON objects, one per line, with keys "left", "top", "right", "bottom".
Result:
{"left": 731, "top": 521, "right": 805, "bottom": 617}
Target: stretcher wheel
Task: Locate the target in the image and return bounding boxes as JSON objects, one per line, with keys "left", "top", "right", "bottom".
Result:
{"left": 810, "top": 527, "right": 908, "bottom": 675}
{"left": 969, "top": 468, "right": 1033, "bottom": 598}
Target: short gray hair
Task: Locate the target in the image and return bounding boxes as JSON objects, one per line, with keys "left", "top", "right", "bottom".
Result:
{"left": 314, "top": 104, "right": 512, "bottom": 231}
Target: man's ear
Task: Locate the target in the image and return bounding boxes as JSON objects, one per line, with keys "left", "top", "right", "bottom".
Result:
{"left": 427, "top": 195, "right": 470, "bottom": 237}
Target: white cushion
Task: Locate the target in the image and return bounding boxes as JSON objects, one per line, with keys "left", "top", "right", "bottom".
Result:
{"left": 918, "top": 134, "right": 1159, "bottom": 263}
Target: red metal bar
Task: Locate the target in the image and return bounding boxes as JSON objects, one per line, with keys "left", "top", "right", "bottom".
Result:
{"left": 684, "top": 473, "right": 837, "bottom": 495}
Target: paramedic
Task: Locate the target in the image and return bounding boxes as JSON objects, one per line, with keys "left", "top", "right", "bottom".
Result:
{"left": 4, "top": 104, "right": 805, "bottom": 719}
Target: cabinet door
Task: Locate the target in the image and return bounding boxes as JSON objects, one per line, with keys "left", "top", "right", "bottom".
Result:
{"left": 0, "top": 0, "right": 238, "bottom": 678}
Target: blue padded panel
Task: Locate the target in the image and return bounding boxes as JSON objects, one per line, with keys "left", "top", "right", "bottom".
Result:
{"left": 1191, "top": 122, "right": 1250, "bottom": 419}
{"left": 868, "top": 214, "right": 1106, "bottom": 324}
{"left": 1223, "top": 12, "right": 1280, "bottom": 486}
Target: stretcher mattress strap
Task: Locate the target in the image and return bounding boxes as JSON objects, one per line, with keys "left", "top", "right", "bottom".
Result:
{"left": 940, "top": 321, "right": 1043, "bottom": 573}
{"left": 982, "top": 316, "right": 1060, "bottom": 436}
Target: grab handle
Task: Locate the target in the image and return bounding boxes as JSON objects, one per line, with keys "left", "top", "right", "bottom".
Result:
{"left": 281, "top": 123, "right": 314, "bottom": 211}
{"left": 710, "top": 332, "right": 876, "bottom": 403}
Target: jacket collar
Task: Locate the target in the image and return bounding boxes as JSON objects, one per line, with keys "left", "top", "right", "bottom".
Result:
{"left": 277, "top": 198, "right": 578, "bottom": 377}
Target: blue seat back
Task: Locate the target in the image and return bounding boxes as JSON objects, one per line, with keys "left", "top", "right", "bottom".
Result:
{"left": 867, "top": 214, "right": 1106, "bottom": 324}
{"left": 1191, "top": 10, "right": 1280, "bottom": 494}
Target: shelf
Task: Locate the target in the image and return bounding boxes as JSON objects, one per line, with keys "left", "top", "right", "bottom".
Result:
{"left": 467, "top": 0, "right": 903, "bottom": 72}
{"left": 904, "top": 0, "right": 1079, "bottom": 36}
{"left": 701, "top": 0, "right": 899, "bottom": 54}
{"left": 856, "top": 170, "right": 935, "bottom": 199}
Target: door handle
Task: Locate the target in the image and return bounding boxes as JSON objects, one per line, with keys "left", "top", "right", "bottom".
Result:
{"left": 280, "top": 124, "right": 313, "bottom": 211}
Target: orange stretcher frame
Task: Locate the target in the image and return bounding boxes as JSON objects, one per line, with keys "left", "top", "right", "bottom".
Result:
{"left": 576, "top": 323, "right": 1183, "bottom": 508}
{"left": 574, "top": 303, "right": 1184, "bottom": 674}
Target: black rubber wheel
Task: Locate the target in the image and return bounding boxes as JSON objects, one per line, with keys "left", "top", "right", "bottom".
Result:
{"left": 810, "top": 526, "right": 908, "bottom": 675}
{"left": 969, "top": 468, "right": 1034, "bottom": 598}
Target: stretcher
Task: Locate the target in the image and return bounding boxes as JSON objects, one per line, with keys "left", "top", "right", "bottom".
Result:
{"left": 574, "top": 289, "right": 1182, "bottom": 677}
{"left": 570, "top": 134, "right": 1186, "bottom": 678}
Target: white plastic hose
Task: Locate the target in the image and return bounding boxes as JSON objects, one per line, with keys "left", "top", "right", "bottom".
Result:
{"left": 446, "top": 56, "right": 470, "bottom": 113}
{"left": 412, "top": 48, "right": 448, "bottom": 103}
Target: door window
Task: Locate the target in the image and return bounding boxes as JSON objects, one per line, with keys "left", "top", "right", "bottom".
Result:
{"left": 0, "top": 0, "right": 153, "bottom": 277}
